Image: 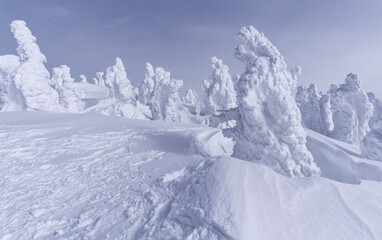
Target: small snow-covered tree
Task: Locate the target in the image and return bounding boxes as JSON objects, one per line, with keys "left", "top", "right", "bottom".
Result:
{"left": 329, "top": 73, "right": 374, "bottom": 145}
{"left": 51, "top": 65, "right": 84, "bottom": 112}
{"left": 231, "top": 26, "right": 320, "bottom": 177}
{"left": 183, "top": 89, "right": 200, "bottom": 115}
{"left": 361, "top": 93, "right": 382, "bottom": 160}
{"left": 10, "top": 20, "right": 59, "bottom": 111}
{"left": 104, "top": 57, "right": 136, "bottom": 103}
{"left": 367, "top": 92, "right": 382, "bottom": 128}
{"left": 201, "top": 57, "right": 236, "bottom": 115}
{"left": 96, "top": 72, "right": 106, "bottom": 87}
{"left": 296, "top": 84, "right": 333, "bottom": 135}
{"left": 320, "top": 94, "right": 334, "bottom": 135}
{"left": 79, "top": 74, "right": 88, "bottom": 83}
{"left": 149, "top": 67, "right": 183, "bottom": 122}
{"left": 0, "top": 55, "right": 24, "bottom": 111}
{"left": 136, "top": 62, "right": 155, "bottom": 105}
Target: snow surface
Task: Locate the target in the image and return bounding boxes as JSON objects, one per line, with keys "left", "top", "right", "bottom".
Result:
{"left": 1, "top": 111, "right": 382, "bottom": 239}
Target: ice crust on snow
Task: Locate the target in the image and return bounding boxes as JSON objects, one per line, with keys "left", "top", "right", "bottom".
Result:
{"left": 231, "top": 26, "right": 320, "bottom": 177}
{"left": 201, "top": 57, "right": 237, "bottom": 115}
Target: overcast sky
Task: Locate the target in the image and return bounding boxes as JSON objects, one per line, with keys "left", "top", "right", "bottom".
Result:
{"left": 1, "top": 0, "right": 382, "bottom": 96}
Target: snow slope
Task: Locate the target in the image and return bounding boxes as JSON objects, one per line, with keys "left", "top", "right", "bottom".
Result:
{"left": 1, "top": 112, "right": 382, "bottom": 239}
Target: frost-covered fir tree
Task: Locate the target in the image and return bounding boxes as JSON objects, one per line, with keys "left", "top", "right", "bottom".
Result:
{"left": 232, "top": 26, "right": 320, "bottom": 177}
{"left": 201, "top": 57, "right": 236, "bottom": 115}
{"left": 50, "top": 65, "right": 84, "bottom": 112}
{"left": 79, "top": 75, "right": 88, "bottom": 83}
{"left": 329, "top": 73, "right": 374, "bottom": 145}
{"left": 136, "top": 62, "right": 155, "bottom": 105}
{"left": 0, "top": 55, "right": 23, "bottom": 111}
{"left": 361, "top": 93, "right": 382, "bottom": 161}
{"left": 104, "top": 58, "right": 136, "bottom": 103}
{"left": 183, "top": 89, "right": 200, "bottom": 115}
{"left": 10, "top": 20, "right": 59, "bottom": 111}
{"left": 296, "top": 84, "right": 333, "bottom": 135}
{"left": 96, "top": 72, "right": 106, "bottom": 87}
{"left": 320, "top": 94, "right": 334, "bottom": 135}
{"left": 367, "top": 92, "right": 382, "bottom": 128}
{"left": 149, "top": 67, "right": 183, "bottom": 122}
{"left": 93, "top": 58, "right": 147, "bottom": 119}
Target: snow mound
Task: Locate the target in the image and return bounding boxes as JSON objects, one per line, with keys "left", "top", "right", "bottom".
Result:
{"left": 306, "top": 129, "right": 382, "bottom": 184}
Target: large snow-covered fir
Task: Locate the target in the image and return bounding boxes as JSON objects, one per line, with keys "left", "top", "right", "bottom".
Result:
{"left": 1, "top": 2, "right": 382, "bottom": 239}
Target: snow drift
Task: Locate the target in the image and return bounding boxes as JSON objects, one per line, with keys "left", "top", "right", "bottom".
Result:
{"left": 1, "top": 111, "right": 382, "bottom": 240}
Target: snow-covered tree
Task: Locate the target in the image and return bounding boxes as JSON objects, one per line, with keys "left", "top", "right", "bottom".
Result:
{"left": 360, "top": 93, "right": 382, "bottom": 161}
{"left": 149, "top": 67, "right": 183, "bottom": 122}
{"left": 50, "top": 65, "right": 84, "bottom": 112}
{"left": 136, "top": 62, "right": 155, "bottom": 105}
{"left": 367, "top": 92, "right": 382, "bottom": 128}
{"left": 320, "top": 93, "right": 334, "bottom": 135}
{"left": 96, "top": 72, "right": 105, "bottom": 87}
{"left": 183, "top": 89, "right": 200, "bottom": 115}
{"left": 296, "top": 84, "right": 333, "bottom": 135}
{"left": 79, "top": 74, "right": 88, "bottom": 83}
{"left": 92, "top": 77, "right": 99, "bottom": 85}
{"left": 104, "top": 58, "right": 136, "bottom": 103}
{"left": 231, "top": 26, "right": 320, "bottom": 177}
{"left": 0, "top": 55, "right": 24, "bottom": 111}
{"left": 201, "top": 57, "right": 236, "bottom": 115}
{"left": 361, "top": 122, "right": 382, "bottom": 161}
{"left": 10, "top": 20, "right": 59, "bottom": 111}
{"left": 329, "top": 73, "right": 374, "bottom": 145}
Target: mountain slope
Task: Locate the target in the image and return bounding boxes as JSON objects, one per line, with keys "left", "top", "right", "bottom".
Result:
{"left": 1, "top": 112, "right": 382, "bottom": 240}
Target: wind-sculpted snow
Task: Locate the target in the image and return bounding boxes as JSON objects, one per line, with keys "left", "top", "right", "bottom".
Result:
{"left": 10, "top": 20, "right": 60, "bottom": 111}
{"left": 329, "top": 73, "right": 374, "bottom": 145}
{"left": 51, "top": 65, "right": 84, "bottom": 112}
{"left": 296, "top": 84, "right": 333, "bottom": 135}
{"left": 232, "top": 26, "right": 320, "bottom": 177}
{"left": 201, "top": 57, "right": 236, "bottom": 115}
{"left": 1, "top": 112, "right": 382, "bottom": 239}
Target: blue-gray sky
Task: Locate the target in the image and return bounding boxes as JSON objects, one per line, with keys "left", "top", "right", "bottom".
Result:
{"left": 1, "top": 0, "right": 382, "bottom": 96}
